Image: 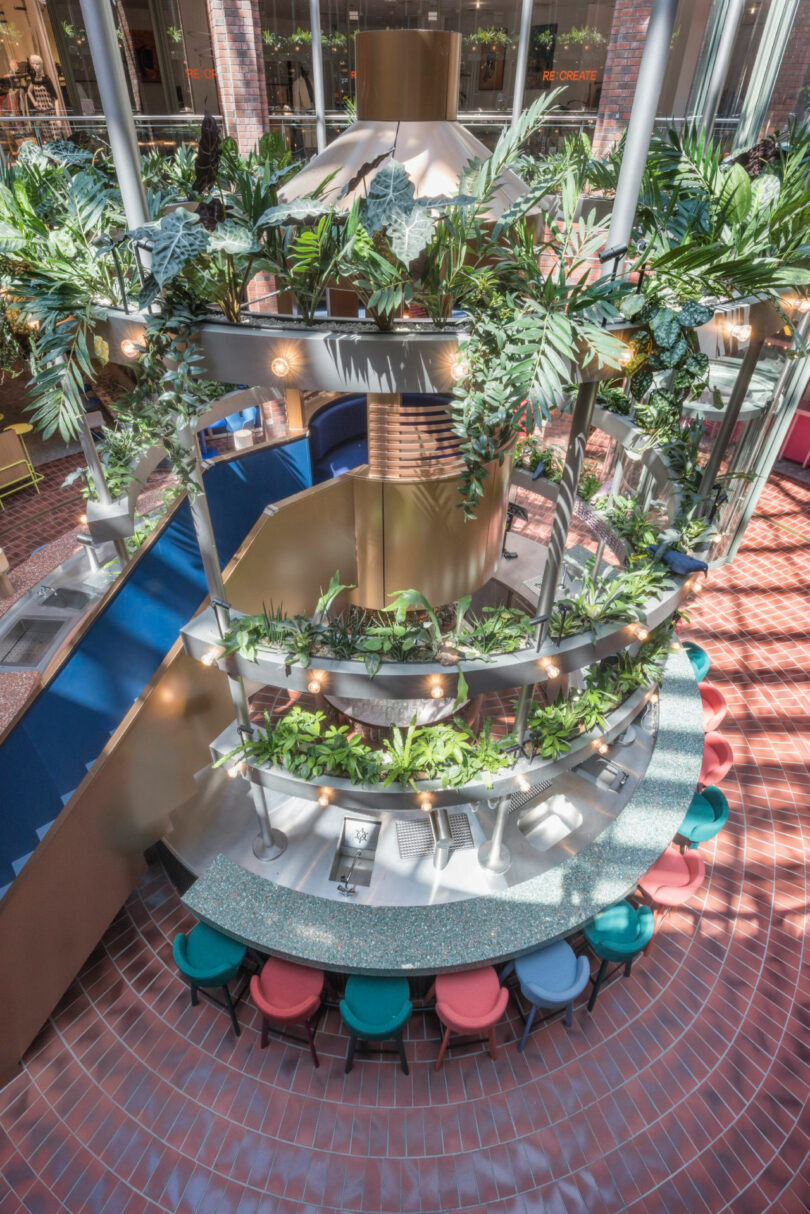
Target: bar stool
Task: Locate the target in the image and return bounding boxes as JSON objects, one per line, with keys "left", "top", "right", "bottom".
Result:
{"left": 340, "top": 975, "right": 412, "bottom": 1075}
{"left": 173, "top": 922, "right": 247, "bottom": 1037}
{"left": 583, "top": 900, "right": 655, "bottom": 1012}
{"left": 432, "top": 966, "right": 509, "bottom": 1069}
{"left": 700, "top": 732, "right": 734, "bottom": 786}
{"left": 502, "top": 940, "right": 590, "bottom": 1051}
{"left": 684, "top": 641, "right": 711, "bottom": 683}
{"left": 637, "top": 846, "right": 705, "bottom": 951}
{"left": 250, "top": 956, "right": 325, "bottom": 1067}
{"left": 699, "top": 683, "right": 728, "bottom": 731}
{"left": 677, "top": 786, "right": 729, "bottom": 850}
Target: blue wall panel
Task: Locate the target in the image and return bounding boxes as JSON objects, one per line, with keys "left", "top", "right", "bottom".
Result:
{"left": 0, "top": 439, "right": 312, "bottom": 888}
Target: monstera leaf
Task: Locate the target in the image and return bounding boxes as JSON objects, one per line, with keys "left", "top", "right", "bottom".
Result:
{"left": 362, "top": 160, "right": 416, "bottom": 233}
{"left": 207, "top": 221, "right": 260, "bottom": 256}
{"left": 256, "top": 198, "right": 332, "bottom": 227}
{"left": 150, "top": 210, "right": 209, "bottom": 286}
{"left": 387, "top": 205, "right": 435, "bottom": 265}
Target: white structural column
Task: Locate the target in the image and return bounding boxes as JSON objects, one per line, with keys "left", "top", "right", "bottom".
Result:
{"left": 697, "top": 0, "right": 746, "bottom": 133}
{"left": 697, "top": 337, "right": 765, "bottom": 507}
{"left": 77, "top": 0, "right": 149, "bottom": 231}
{"left": 309, "top": 0, "right": 327, "bottom": 152}
{"left": 511, "top": 0, "right": 535, "bottom": 130}
{"left": 731, "top": 0, "right": 801, "bottom": 153}
{"left": 602, "top": 0, "right": 681, "bottom": 263}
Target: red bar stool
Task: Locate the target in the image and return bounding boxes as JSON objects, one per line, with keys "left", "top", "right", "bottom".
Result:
{"left": 700, "top": 731, "right": 734, "bottom": 787}
{"left": 431, "top": 966, "right": 509, "bottom": 1070}
{"left": 699, "top": 683, "right": 728, "bottom": 732}
{"left": 250, "top": 956, "right": 325, "bottom": 1067}
{"left": 637, "top": 846, "right": 705, "bottom": 952}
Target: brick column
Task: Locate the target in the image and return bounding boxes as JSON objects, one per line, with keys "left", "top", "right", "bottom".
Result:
{"left": 205, "top": 0, "right": 268, "bottom": 154}
{"left": 592, "top": 0, "right": 654, "bottom": 156}
{"left": 766, "top": 0, "right": 810, "bottom": 130}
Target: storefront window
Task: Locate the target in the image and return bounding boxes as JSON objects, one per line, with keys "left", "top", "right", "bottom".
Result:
{"left": 0, "top": 0, "right": 67, "bottom": 143}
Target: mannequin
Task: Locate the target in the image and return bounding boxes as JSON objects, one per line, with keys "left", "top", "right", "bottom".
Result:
{"left": 26, "top": 54, "right": 59, "bottom": 139}
{"left": 291, "top": 64, "right": 316, "bottom": 154}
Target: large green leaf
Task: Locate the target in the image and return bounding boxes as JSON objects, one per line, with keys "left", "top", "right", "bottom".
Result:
{"left": 650, "top": 307, "right": 681, "bottom": 348}
{"left": 207, "top": 220, "right": 260, "bottom": 255}
{"left": 362, "top": 160, "right": 415, "bottom": 233}
{"left": 256, "top": 198, "right": 332, "bottom": 226}
{"left": 387, "top": 205, "right": 435, "bottom": 265}
{"left": 717, "top": 163, "right": 752, "bottom": 226}
{"left": 677, "top": 300, "right": 713, "bottom": 328}
{"left": 0, "top": 220, "right": 26, "bottom": 253}
{"left": 151, "top": 210, "right": 209, "bottom": 286}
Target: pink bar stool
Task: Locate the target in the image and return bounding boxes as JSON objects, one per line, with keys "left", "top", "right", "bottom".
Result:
{"left": 250, "top": 956, "right": 325, "bottom": 1067}
{"left": 699, "top": 683, "right": 728, "bottom": 732}
{"left": 431, "top": 967, "right": 509, "bottom": 1070}
{"left": 700, "top": 731, "right": 734, "bottom": 787}
{"left": 637, "top": 847, "right": 706, "bottom": 952}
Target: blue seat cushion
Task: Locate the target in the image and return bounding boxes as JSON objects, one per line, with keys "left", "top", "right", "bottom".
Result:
{"left": 515, "top": 940, "right": 578, "bottom": 998}
{"left": 320, "top": 437, "right": 368, "bottom": 479}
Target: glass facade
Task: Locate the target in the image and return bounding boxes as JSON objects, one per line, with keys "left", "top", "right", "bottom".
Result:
{"left": 0, "top": 0, "right": 805, "bottom": 143}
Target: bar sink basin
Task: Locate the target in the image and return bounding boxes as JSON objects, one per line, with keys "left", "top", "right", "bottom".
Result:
{"left": 38, "top": 587, "right": 91, "bottom": 609}
{"left": 576, "top": 756, "right": 630, "bottom": 793}
{"left": 517, "top": 794, "right": 584, "bottom": 852}
{"left": 0, "top": 617, "right": 65, "bottom": 668}
{"left": 329, "top": 817, "right": 382, "bottom": 888}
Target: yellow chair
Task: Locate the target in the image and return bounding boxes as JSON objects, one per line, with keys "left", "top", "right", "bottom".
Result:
{"left": 0, "top": 425, "right": 43, "bottom": 510}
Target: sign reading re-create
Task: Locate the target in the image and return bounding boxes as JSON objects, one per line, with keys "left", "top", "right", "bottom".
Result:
{"left": 542, "top": 69, "right": 597, "bottom": 81}
{"left": 187, "top": 67, "right": 216, "bottom": 79}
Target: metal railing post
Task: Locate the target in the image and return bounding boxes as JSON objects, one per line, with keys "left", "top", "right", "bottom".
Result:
{"left": 309, "top": 0, "right": 327, "bottom": 152}
{"left": 511, "top": 0, "right": 534, "bottom": 130}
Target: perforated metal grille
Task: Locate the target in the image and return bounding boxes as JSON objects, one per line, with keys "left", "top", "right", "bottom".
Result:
{"left": 509, "top": 780, "right": 553, "bottom": 814}
{"left": 396, "top": 814, "right": 474, "bottom": 859}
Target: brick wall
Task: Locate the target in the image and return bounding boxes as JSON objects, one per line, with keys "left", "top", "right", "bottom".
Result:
{"left": 204, "top": 0, "right": 268, "bottom": 154}
{"left": 592, "top": 0, "right": 654, "bottom": 155}
{"left": 766, "top": 0, "right": 810, "bottom": 131}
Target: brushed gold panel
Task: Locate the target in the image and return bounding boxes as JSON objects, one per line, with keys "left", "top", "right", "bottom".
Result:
{"left": 355, "top": 30, "right": 461, "bottom": 122}
{"left": 352, "top": 474, "right": 385, "bottom": 608}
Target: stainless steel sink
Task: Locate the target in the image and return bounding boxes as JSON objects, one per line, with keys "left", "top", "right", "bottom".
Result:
{"left": 38, "top": 587, "right": 92, "bottom": 609}
{"left": 329, "top": 817, "right": 382, "bottom": 889}
{"left": 517, "top": 792, "right": 584, "bottom": 851}
{"left": 0, "top": 617, "right": 65, "bottom": 667}
{"left": 576, "top": 755, "right": 631, "bottom": 792}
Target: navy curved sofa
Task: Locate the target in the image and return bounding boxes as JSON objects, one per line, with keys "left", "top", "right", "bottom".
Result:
{"left": 308, "top": 394, "right": 454, "bottom": 484}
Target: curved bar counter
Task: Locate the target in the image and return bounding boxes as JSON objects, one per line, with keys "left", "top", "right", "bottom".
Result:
{"left": 182, "top": 644, "right": 703, "bottom": 974}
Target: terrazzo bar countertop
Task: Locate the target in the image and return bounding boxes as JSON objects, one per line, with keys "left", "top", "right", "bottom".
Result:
{"left": 183, "top": 645, "right": 705, "bottom": 974}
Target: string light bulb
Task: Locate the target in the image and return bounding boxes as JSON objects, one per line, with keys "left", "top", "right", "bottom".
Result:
{"left": 516, "top": 775, "right": 530, "bottom": 793}
{"left": 730, "top": 322, "right": 752, "bottom": 343}
{"left": 450, "top": 352, "right": 469, "bottom": 382}
{"left": 692, "top": 579, "right": 704, "bottom": 593}
{"left": 317, "top": 789, "right": 330, "bottom": 808}
{"left": 596, "top": 740, "right": 609, "bottom": 755}
{"left": 618, "top": 344, "right": 634, "bottom": 367}
{"left": 430, "top": 679, "right": 444, "bottom": 699}
{"left": 798, "top": 298, "right": 810, "bottom": 314}
{"left": 201, "top": 649, "right": 220, "bottom": 667}
{"left": 227, "top": 760, "right": 245, "bottom": 779}
{"left": 635, "top": 625, "right": 649, "bottom": 641}
{"left": 543, "top": 661, "right": 560, "bottom": 678}
{"left": 78, "top": 512, "right": 87, "bottom": 525}
{"left": 307, "top": 677, "right": 322, "bottom": 694}
{"left": 418, "top": 793, "right": 432, "bottom": 812}
{"left": 271, "top": 354, "right": 290, "bottom": 378}
{"left": 120, "top": 338, "right": 141, "bottom": 359}
{"left": 26, "top": 315, "right": 39, "bottom": 331}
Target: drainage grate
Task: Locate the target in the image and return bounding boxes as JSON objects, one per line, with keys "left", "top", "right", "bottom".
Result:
{"left": 396, "top": 814, "right": 474, "bottom": 859}
{"left": 0, "top": 617, "right": 64, "bottom": 668}
{"left": 509, "top": 779, "right": 553, "bottom": 814}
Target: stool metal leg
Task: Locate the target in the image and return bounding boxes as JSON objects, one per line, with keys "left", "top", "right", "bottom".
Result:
{"left": 223, "top": 985, "right": 241, "bottom": 1037}
{"left": 587, "top": 958, "right": 608, "bottom": 1013}
{"left": 260, "top": 1016, "right": 269, "bottom": 1049}
{"left": 624, "top": 959, "right": 633, "bottom": 978}
{"left": 190, "top": 982, "right": 198, "bottom": 1007}
{"left": 305, "top": 1018, "right": 320, "bottom": 1068}
{"left": 396, "top": 1033, "right": 409, "bottom": 1076}
{"left": 435, "top": 1025, "right": 451, "bottom": 1071}
{"left": 345, "top": 1033, "right": 357, "bottom": 1074}
{"left": 518, "top": 1003, "right": 537, "bottom": 1052}
{"left": 564, "top": 999, "right": 573, "bottom": 1028}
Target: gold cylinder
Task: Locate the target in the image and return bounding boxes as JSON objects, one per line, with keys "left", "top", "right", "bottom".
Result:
{"left": 355, "top": 30, "right": 461, "bottom": 122}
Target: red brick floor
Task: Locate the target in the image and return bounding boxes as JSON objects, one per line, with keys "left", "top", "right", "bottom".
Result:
{"left": 0, "top": 452, "right": 86, "bottom": 569}
{"left": 1, "top": 475, "right": 809, "bottom": 1213}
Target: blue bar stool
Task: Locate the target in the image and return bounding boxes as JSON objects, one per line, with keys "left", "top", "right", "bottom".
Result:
{"left": 502, "top": 940, "right": 590, "bottom": 1051}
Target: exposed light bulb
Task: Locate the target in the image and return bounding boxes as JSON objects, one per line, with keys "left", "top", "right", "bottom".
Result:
{"left": 201, "top": 649, "right": 219, "bottom": 667}
{"left": 78, "top": 512, "right": 87, "bottom": 525}
{"left": 730, "top": 323, "right": 752, "bottom": 343}
{"left": 271, "top": 354, "right": 290, "bottom": 377}
{"left": 544, "top": 662, "right": 560, "bottom": 678}
{"left": 450, "top": 353, "right": 469, "bottom": 383}
{"left": 227, "top": 761, "right": 245, "bottom": 779}
{"left": 418, "top": 793, "right": 432, "bottom": 812}
{"left": 650, "top": 691, "right": 659, "bottom": 703}
{"left": 596, "top": 740, "right": 609, "bottom": 755}
{"left": 430, "top": 681, "right": 444, "bottom": 699}
{"left": 26, "top": 316, "right": 39, "bottom": 331}
{"left": 636, "top": 626, "right": 649, "bottom": 641}
{"left": 317, "top": 789, "right": 330, "bottom": 807}
{"left": 120, "top": 338, "right": 141, "bottom": 359}
{"left": 618, "top": 344, "right": 634, "bottom": 367}
{"left": 692, "top": 580, "right": 704, "bottom": 593}
{"left": 307, "top": 677, "right": 322, "bottom": 694}
{"left": 798, "top": 299, "right": 810, "bottom": 314}
{"left": 516, "top": 775, "right": 530, "bottom": 793}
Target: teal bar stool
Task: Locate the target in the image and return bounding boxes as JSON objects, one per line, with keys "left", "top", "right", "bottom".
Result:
{"left": 340, "top": 975, "right": 412, "bottom": 1074}
{"left": 678, "top": 786, "right": 729, "bottom": 850}
{"left": 583, "top": 900, "right": 655, "bottom": 1012}
{"left": 684, "top": 640, "right": 711, "bottom": 683}
{"left": 173, "top": 922, "right": 247, "bottom": 1037}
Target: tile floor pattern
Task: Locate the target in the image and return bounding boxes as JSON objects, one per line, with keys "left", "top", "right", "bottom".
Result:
{"left": 1, "top": 474, "right": 810, "bottom": 1213}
